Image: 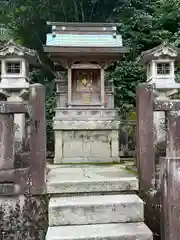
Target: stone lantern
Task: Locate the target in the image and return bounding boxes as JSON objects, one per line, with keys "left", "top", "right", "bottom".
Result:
{"left": 44, "top": 22, "right": 129, "bottom": 164}
{"left": 138, "top": 41, "right": 180, "bottom": 143}
{"left": 0, "top": 40, "right": 38, "bottom": 150}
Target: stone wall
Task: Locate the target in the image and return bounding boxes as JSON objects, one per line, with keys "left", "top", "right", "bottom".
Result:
{"left": 0, "top": 193, "right": 49, "bottom": 239}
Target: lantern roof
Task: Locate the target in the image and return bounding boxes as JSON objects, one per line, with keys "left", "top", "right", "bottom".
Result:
{"left": 0, "top": 40, "right": 39, "bottom": 65}
{"left": 137, "top": 41, "right": 180, "bottom": 64}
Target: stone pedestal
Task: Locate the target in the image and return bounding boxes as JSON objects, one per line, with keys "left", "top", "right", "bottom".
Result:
{"left": 53, "top": 109, "right": 120, "bottom": 163}
{"left": 154, "top": 89, "right": 179, "bottom": 146}
{"left": 7, "top": 92, "right": 27, "bottom": 150}
{"left": 0, "top": 40, "right": 38, "bottom": 151}
{"left": 153, "top": 92, "right": 167, "bottom": 145}
{"left": 0, "top": 89, "right": 29, "bottom": 151}
{"left": 154, "top": 111, "right": 166, "bottom": 144}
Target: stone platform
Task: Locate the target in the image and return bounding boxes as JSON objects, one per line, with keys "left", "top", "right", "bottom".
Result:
{"left": 46, "top": 164, "right": 152, "bottom": 240}
{"left": 46, "top": 164, "right": 138, "bottom": 194}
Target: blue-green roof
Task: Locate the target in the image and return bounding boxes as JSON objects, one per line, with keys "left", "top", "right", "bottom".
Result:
{"left": 46, "top": 33, "right": 123, "bottom": 47}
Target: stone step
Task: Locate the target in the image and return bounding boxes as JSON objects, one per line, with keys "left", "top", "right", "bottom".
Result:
{"left": 46, "top": 222, "right": 153, "bottom": 240}
{"left": 49, "top": 194, "right": 144, "bottom": 226}
{"left": 46, "top": 165, "right": 138, "bottom": 194}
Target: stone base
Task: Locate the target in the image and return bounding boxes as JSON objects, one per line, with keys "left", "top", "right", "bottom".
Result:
{"left": 54, "top": 107, "right": 118, "bottom": 120}
{"left": 53, "top": 120, "right": 120, "bottom": 164}
{"left": 46, "top": 223, "right": 153, "bottom": 240}
{"left": 54, "top": 157, "right": 120, "bottom": 164}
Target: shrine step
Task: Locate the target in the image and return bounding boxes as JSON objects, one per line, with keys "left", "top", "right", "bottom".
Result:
{"left": 49, "top": 194, "right": 144, "bottom": 226}
{"left": 46, "top": 164, "right": 138, "bottom": 194}
{"left": 46, "top": 222, "right": 153, "bottom": 240}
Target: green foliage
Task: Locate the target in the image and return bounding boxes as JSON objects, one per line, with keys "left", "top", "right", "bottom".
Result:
{"left": 110, "top": 0, "right": 180, "bottom": 116}
{"left": 109, "top": 58, "right": 145, "bottom": 113}
{"left": 0, "top": 24, "right": 13, "bottom": 41}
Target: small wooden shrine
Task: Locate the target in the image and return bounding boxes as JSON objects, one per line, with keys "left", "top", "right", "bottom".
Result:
{"left": 44, "top": 22, "right": 129, "bottom": 163}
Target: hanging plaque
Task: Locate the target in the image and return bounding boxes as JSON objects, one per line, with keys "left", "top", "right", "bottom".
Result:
{"left": 82, "top": 93, "right": 92, "bottom": 104}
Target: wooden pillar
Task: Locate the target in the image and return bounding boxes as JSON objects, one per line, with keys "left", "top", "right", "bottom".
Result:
{"left": 136, "top": 83, "right": 155, "bottom": 191}
{"left": 160, "top": 109, "right": 180, "bottom": 240}
{"left": 68, "top": 67, "right": 72, "bottom": 106}
{"left": 166, "top": 110, "right": 180, "bottom": 157}
{"left": 29, "top": 83, "right": 46, "bottom": 194}
{"left": 100, "top": 66, "right": 105, "bottom": 106}
{"left": 55, "top": 78, "right": 68, "bottom": 108}
{"left": 1, "top": 60, "right": 5, "bottom": 76}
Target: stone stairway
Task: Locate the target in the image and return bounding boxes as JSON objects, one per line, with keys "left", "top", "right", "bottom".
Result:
{"left": 46, "top": 164, "right": 153, "bottom": 240}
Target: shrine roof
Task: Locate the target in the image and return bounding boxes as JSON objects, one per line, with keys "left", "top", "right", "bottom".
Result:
{"left": 46, "top": 22, "right": 121, "bottom": 33}
{"left": 46, "top": 33, "right": 123, "bottom": 48}
{"left": 44, "top": 22, "right": 129, "bottom": 58}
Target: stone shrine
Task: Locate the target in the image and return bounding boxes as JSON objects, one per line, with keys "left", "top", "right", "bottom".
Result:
{"left": 0, "top": 40, "right": 38, "bottom": 149}
{"left": 44, "top": 22, "right": 129, "bottom": 163}
{"left": 138, "top": 41, "right": 180, "bottom": 143}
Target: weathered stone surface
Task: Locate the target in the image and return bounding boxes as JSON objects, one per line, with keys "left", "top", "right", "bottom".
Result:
{"left": 53, "top": 120, "right": 120, "bottom": 130}
{"left": 0, "top": 184, "right": 15, "bottom": 196}
{"left": 46, "top": 222, "right": 153, "bottom": 240}
{"left": 62, "top": 130, "right": 111, "bottom": 158}
{"left": 0, "top": 194, "right": 48, "bottom": 238}
{"left": 53, "top": 127, "right": 119, "bottom": 163}
{"left": 55, "top": 157, "right": 120, "bottom": 163}
{"left": 49, "top": 194, "right": 144, "bottom": 226}
{"left": 46, "top": 165, "right": 138, "bottom": 194}
{"left": 54, "top": 108, "right": 118, "bottom": 120}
